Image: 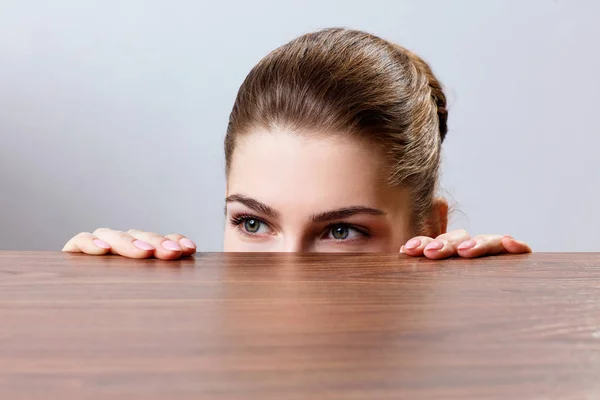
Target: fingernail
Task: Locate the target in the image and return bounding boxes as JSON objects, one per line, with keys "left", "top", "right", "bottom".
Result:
{"left": 399, "top": 245, "right": 405, "bottom": 254}
{"left": 405, "top": 238, "right": 421, "bottom": 249}
{"left": 93, "top": 239, "right": 111, "bottom": 249}
{"left": 458, "top": 239, "right": 477, "bottom": 250}
{"left": 162, "top": 240, "right": 182, "bottom": 251}
{"left": 133, "top": 240, "right": 154, "bottom": 251}
{"left": 180, "top": 238, "right": 196, "bottom": 249}
{"left": 425, "top": 240, "right": 444, "bottom": 251}
{"left": 504, "top": 235, "right": 514, "bottom": 240}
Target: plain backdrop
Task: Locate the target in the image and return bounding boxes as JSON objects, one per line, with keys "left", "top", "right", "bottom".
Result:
{"left": 1, "top": 0, "right": 598, "bottom": 252}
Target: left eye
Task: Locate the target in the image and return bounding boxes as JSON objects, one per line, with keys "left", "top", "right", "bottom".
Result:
{"left": 327, "top": 225, "right": 363, "bottom": 240}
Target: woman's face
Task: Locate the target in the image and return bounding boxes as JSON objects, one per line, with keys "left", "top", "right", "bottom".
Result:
{"left": 223, "top": 130, "right": 414, "bottom": 252}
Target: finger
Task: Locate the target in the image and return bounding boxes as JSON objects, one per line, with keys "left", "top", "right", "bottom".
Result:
{"left": 422, "top": 229, "right": 473, "bottom": 260}
{"left": 127, "top": 230, "right": 183, "bottom": 260}
{"left": 93, "top": 228, "right": 155, "bottom": 259}
{"left": 502, "top": 236, "right": 532, "bottom": 254}
{"left": 402, "top": 236, "right": 435, "bottom": 257}
{"left": 436, "top": 229, "right": 471, "bottom": 248}
{"left": 422, "top": 239, "right": 455, "bottom": 260}
{"left": 165, "top": 234, "right": 197, "bottom": 257}
{"left": 456, "top": 234, "right": 506, "bottom": 258}
{"left": 62, "top": 232, "right": 111, "bottom": 255}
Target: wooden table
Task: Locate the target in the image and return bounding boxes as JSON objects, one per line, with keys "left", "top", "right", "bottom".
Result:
{"left": 1, "top": 252, "right": 600, "bottom": 399}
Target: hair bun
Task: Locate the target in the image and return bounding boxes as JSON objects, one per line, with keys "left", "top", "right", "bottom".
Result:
{"left": 433, "top": 90, "right": 448, "bottom": 142}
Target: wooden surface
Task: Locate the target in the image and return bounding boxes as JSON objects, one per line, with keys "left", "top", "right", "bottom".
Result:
{"left": 1, "top": 252, "right": 600, "bottom": 399}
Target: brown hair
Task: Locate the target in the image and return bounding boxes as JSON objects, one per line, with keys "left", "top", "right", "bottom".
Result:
{"left": 225, "top": 28, "right": 448, "bottom": 234}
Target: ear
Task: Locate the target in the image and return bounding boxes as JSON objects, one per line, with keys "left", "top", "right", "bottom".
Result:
{"left": 430, "top": 197, "right": 449, "bottom": 237}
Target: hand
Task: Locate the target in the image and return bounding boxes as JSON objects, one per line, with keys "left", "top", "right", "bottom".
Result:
{"left": 62, "top": 228, "right": 197, "bottom": 260}
{"left": 400, "top": 229, "right": 531, "bottom": 260}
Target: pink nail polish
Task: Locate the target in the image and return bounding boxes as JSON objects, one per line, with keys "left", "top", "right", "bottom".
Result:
{"left": 162, "top": 240, "right": 182, "bottom": 251}
{"left": 425, "top": 241, "right": 444, "bottom": 251}
{"left": 180, "top": 238, "right": 196, "bottom": 249}
{"left": 405, "top": 238, "right": 421, "bottom": 249}
{"left": 93, "top": 239, "right": 111, "bottom": 249}
{"left": 133, "top": 240, "right": 154, "bottom": 251}
{"left": 458, "top": 239, "right": 477, "bottom": 250}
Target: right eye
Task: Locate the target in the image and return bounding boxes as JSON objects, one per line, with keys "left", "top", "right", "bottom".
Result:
{"left": 243, "top": 218, "right": 265, "bottom": 233}
{"left": 230, "top": 215, "right": 273, "bottom": 236}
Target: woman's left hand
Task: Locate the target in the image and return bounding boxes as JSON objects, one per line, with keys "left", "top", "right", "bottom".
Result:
{"left": 400, "top": 229, "right": 531, "bottom": 259}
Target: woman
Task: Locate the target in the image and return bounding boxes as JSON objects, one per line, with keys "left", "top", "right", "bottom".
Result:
{"left": 62, "top": 28, "right": 530, "bottom": 260}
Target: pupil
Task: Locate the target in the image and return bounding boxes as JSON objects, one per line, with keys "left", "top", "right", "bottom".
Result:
{"left": 332, "top": 226, "right": 349, "bottom": 239}
{"left": 245, "top": 219, "right": 259, "bottom": 233}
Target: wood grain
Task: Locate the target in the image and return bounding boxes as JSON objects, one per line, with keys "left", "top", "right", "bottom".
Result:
{"left": 1, "top": 252, "right": 600, "bottom": 399}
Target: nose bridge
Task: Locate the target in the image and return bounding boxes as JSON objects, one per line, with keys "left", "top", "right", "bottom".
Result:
{"left": 283, "top": 235, "right": 308, "bottom": 253}
{"left": 272, "top": 219, "right": 312, "bottom": 253}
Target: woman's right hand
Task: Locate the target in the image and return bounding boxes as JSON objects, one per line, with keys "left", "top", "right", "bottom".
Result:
{"left": 62, "top": 228, "right": 197, "bottom": 260}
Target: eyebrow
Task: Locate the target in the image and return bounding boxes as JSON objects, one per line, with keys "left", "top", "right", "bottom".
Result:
{"left": 309, "top": 207, "right": 386, "bottom": 223}
{"left": 225, "top": 194, "right": 386, "bottom": 222}
{"left": 225, "top": 194, "right": 279, "bottom": 219}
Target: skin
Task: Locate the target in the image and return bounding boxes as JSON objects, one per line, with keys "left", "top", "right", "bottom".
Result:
{"left": 63, "top": 129, "right": 531, "bottom": 259}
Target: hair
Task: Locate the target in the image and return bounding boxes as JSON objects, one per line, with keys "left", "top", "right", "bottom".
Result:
{"left": 225, "top": 28, "right": 448, "bottom": 235}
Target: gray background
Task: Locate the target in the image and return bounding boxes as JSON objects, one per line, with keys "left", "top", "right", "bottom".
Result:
{"left": 1, "top": 0, "right": 598, "bottom": 252}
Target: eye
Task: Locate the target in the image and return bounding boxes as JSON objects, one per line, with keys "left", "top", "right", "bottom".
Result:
{"left": 326, "top": 224, "right": 365, "bottom": 241}
{"left": 331, "top": 225, "right": 349, "bottom": 239}
{"left": 244, "top": 218, "right": 262, "bottom": 233}
{"left": 230, "top": 214, "right": 272, "bottom": 236}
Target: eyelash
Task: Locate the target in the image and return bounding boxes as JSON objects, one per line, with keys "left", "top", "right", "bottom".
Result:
{"left": 229, "top": 213, "right": 372, "bottom": 241}
{"left": 229, "top": 214, "right": 259, "bottom": 227}
{"left": 229, "top": 214, "right": 265, "bottom": 238}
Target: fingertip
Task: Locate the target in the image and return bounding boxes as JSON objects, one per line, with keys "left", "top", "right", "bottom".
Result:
{"left": 93, "top": 239, "right": 111, "bottom": 250}
{"left": 63, "top": 232, "right": 110, "bottom": 255}
{"left": 61, "top": 244, "right": 74, "bottom": 252}
{"left": 456, "top": 248, "right": 480, "bottom": 258}
{"left": 423, "top": 240, "right": 455, "bottom": 260}
{"left": 148, "top": 240, "right": 184, "bottom": 261}
{"left": 180, "top": 238, "right": 195, "bottom": 248}
{"left": 403, "top": 247, "right": 424, "bottom": 257}
{"left": 402, "top": 237, "right": 432, "bottom": 257}
{"left": 404, "top": 238, "right": 422, "bottom": 251}
{"left": 122, "top": 240, "right": 155, "bottom": 259}
{"left": 127, "top": 249, "right": 156, "bottom": 259}
{"left": 161, "top": 240, "right": 182, "bottom": 252}
{"left": 503, "top": 237, "right": 532, "bottom": 254}
{"left": 181, "top": 248, "right": 196, "bottom": 257}
{"left": 154, "top": 249, "right": 185, "bottom": 260}
{"left": 86, "top": 239, "right": 111, "bottom": 255}
{"left": 457, "top": 239, "right": 477, "bottom": 251}
{"left": 162, "top": 235, "right": 196, "bottom": 257}
{"left": 133, "top": 240, "right": 154, "bottom": 251}
{"left": 424, "top": 240, "right": 444, "bottom": 252}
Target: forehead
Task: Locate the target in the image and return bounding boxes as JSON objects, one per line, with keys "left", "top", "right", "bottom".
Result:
{"left": 227, "top": 130, "right": 403, "bottom": 213}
